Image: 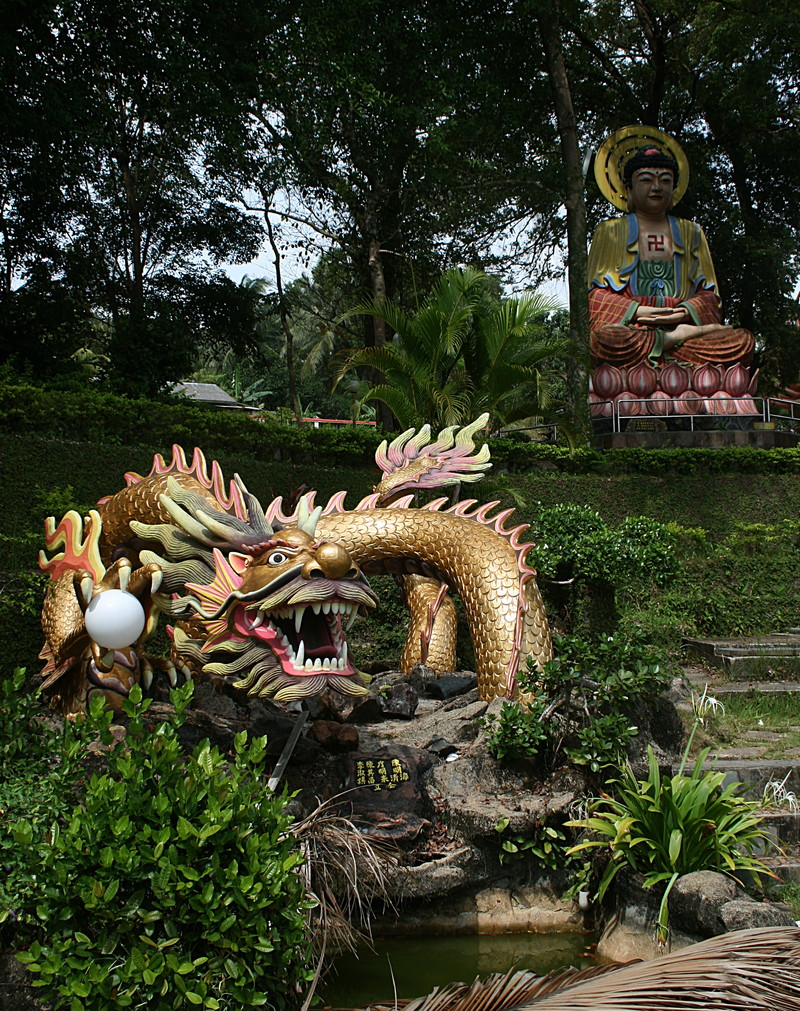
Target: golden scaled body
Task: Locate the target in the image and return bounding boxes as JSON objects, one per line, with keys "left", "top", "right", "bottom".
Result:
{"left": 316, "top": 508, "right": 551, "bottom": 698}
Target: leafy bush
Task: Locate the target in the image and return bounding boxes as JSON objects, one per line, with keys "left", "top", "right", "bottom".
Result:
{"left": 0, "top": 669, "right": 88, "bottom": 941}
{"left": 479, "top": 701, "right": 549, "bottom": 762}
{"left": 568, "top": 739, "right": 774, "bottom": 941}
{"left": 494, "top": 816, "right": 573, "bottom": 870}
{"left": 15, "top": 683, "right": 314, "bottom": 1010}
{"left": 480, "top": 631, "right": 670, "bottom": 773}
{"left": 528, "top": 505, "right": 678, "bottom": 589}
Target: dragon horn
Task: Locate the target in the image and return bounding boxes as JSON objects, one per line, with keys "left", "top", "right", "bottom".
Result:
{"left": 159, "top": 492, "right": 222, "bottom": 548}
{"left": 158, "top": 477, "right": 248, "bottom": 547}
{"left": 233, "top": 474, "right": 273, "bottom": 535}
{"left": 296, "top": 495, "right": 323, "bottom": 537}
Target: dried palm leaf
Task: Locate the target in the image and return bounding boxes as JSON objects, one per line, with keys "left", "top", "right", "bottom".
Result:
{"left": 362, "top": 964, "right": 625, "bottom": 1011}
{"left": 522, "top": 926, "right": 800, "bottom": 1009}
{"left": 291, "top": 794, "right": 397, "bottom": 957}
{"left": 347, "top": 927, "right": 800, "bottom": 1011}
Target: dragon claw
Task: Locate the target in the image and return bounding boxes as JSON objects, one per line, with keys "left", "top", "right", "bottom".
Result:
{"left": 79, "top": 574, "right": 94, "bottom": 609}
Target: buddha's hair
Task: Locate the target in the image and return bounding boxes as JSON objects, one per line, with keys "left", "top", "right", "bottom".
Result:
{"left": 623, "top": 146, "right": 679, "bottom": 187}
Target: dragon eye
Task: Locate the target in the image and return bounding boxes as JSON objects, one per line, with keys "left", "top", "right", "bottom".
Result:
{"left": 267, "top": 550, "right": 290, "bottom": 566}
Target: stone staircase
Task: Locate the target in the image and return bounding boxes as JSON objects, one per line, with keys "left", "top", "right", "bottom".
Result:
{"left": 683, "top": 631, "right": 800, "bottom": 681}
{"left": 681, "top": 634, "right": 800, "bottom": 882}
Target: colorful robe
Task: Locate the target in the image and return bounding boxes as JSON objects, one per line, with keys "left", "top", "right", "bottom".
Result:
{"left": 588, "top": 214, "right": 753, "bottom": 368}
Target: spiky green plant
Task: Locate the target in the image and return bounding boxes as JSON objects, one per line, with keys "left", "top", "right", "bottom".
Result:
{"left": 568, "top": 734, "right": 774, "bottom": 942}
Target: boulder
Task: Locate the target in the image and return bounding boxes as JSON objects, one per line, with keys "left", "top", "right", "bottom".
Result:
{"left": 307, "top": 719, "right": 360, "bottom": 753}
{"left": 719, "top": 897, "right": 797, "bottom": 932}
{"left": 668, "top": 870, "right": 740, "bottom": 937}
{"left": 332, "top": 745, "right": 435, "bottom": 845}
{"left": 424, "top": 674, "right": 478, "bottom": 700}
{"left": 430, "top": 738, "right": 584, "bottom": 839}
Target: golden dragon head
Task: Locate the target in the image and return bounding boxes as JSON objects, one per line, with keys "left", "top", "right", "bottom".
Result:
{"left": 135, "top": 480, "right": 378, "bottom": 702}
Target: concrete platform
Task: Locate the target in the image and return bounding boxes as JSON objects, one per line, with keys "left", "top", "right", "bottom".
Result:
{"left": 593, "top": 429, "right": 799, "bottom": 449}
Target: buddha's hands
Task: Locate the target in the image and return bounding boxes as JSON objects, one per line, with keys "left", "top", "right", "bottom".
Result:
{"left": 634, "top": 304, "right": 691, "bottom": 327}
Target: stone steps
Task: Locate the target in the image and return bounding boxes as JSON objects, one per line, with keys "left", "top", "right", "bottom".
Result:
{"left": 683, "top": 632, "right": 800, "bottom": 680}
{"left": 684, "top": 676, "right": 800, "bottom": 699}
{"left": 679, "top": 655, "right": 800, "bottom": 874}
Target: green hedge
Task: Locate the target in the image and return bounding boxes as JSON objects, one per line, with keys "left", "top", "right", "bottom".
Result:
{"left": 3, "top": 380, "right": 800, "bottom": 475}
{"left": 0, "top": 382, "right": 384, "bottom": 467}
{"left": 479, "top": 472, "right": 800, "bottom": 541}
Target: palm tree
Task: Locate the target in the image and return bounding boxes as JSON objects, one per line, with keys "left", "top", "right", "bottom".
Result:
{"left": 334, "top": 267, "right": 567, "bottom": 432}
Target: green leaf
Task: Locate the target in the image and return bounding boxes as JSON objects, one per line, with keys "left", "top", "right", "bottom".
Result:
{"left": 196, "top": 744, "right": 214, "bottom": 777}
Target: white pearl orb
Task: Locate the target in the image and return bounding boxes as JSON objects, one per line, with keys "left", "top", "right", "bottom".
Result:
{"left": 84, "top": 590, "right": 145, "bottom": 649}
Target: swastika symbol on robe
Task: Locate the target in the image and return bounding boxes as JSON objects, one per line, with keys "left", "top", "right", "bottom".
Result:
{"left": 647, "top": 235, "right": 666, "bottom": 253}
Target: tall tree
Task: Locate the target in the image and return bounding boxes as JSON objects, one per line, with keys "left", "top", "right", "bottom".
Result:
{"left": 237, "top": 0, "right": 560, "bottom": 425}
{"left": 535, "top": 0, "right": 590, "bottom": 440}
{"left": 0, "top": 0, "right": 268, "bottom": 393}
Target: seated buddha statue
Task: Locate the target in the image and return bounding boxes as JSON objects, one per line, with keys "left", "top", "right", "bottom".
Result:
{"left": 589, "top": 130, "right": 754, "bottom": 370}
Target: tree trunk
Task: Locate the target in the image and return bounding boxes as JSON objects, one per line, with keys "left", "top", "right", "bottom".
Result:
{"left": 117, "top": 154, "right": 145, "bottom": 324}
{"left": 265, "top": 200, "right": 304, "bottom": 425}
{"left": 367, "top": 235, "right": 395, "bottom": 431}
{"left": 537, "top": 0, "right": 590, "bottom": 445}
{"left": 722, "top": 145, "right": 757, "bottom": 333}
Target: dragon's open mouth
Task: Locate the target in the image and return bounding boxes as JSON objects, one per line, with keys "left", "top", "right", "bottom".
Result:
{"left": 234, "top": 599, "right": 365, "bottom": 676}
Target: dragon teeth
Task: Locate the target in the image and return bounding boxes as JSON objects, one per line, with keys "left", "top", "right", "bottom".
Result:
{"left": 295, "top": 641, "right": 305, "bottom": 667}
{"left": 294, "top": 608, "right": 303, "bottom": 635}
{"left": 288, "top": 654, "right": 347, "bottom": 672}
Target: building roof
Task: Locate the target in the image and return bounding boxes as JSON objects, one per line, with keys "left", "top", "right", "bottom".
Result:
{"left": 171, "top": 382, "right": 248, "bottom": 410}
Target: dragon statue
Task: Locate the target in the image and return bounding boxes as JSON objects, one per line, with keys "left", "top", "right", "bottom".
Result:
{"left": 38, "top": 415, "right": 552, "bottom": 714}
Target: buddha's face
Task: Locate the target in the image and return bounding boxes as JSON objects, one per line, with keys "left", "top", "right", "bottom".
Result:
{"left": 627, "top": 167, "right": 675, "bottom": 216}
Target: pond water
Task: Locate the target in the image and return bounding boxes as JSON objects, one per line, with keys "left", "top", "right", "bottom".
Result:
{"left": 321, "top": 930, "right": 597, "bottom": 1008}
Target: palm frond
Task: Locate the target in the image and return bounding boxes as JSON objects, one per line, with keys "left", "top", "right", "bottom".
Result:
{"left": 292, "top": 794, "right": 396, "bottom": 958}
{"left": 361, "top": 383, "right": 426, "bottom": 430}
{"left": 524, "top": 926, "right": 800, "bottom": 1009}
{"left": 332, "top": 344, "right": 405, "bottom": 387}
{"left": 339, "top": 298, "right": 413, "bottom": 340}
{"left": 355, "top": 928, "right": 800, "bottom": 1011}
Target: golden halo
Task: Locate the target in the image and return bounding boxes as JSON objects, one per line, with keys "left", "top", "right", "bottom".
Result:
{"left": 594, "top": 125, "right": 689, "bottom": 211}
